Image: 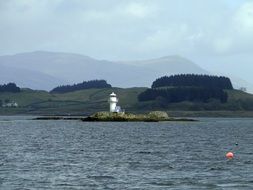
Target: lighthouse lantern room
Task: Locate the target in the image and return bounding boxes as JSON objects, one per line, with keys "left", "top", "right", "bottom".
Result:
{"left": 109, "top": 92, "right": 118, "bottom": 112}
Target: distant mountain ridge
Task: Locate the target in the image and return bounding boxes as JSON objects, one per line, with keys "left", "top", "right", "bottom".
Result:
{"left": 0, "top": 63, "right": 65, "bottom": 90}
{"left": 0, "top": 51, "right": 252, "bottom": 92}
{"left": 119, "top": 55, "right": 208, "bottom": 79}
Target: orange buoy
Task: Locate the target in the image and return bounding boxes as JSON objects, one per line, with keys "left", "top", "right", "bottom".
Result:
{"left": 226, "top": 152, "right": 234, "bottom": 159}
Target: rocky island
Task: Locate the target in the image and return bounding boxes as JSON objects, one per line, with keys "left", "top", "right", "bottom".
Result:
{"left": 81, "top": 111, "right": 197, "bottom": 122}
{"left": 35, "top": 111, "right": 197, "bottom": 122}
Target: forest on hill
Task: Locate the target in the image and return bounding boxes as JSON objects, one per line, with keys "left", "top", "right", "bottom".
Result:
{"left": 139, "top": 74, "right": 232, "bottom": 104}
{"left": 152, "top": 74, "right": 233, "bottom": 89}
{"left": 50, "top": 80, "right": 111, "bottom": 93}
{"left": 138, "top": 87, "right": 228, "bottom": 103}
{"left": 0, "top": 83, "right": 20, "bottom": 93}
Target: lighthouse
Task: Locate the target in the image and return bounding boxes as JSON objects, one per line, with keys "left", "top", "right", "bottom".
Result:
{"left": 109, "top": 92, "right": 118, "bottom": 112}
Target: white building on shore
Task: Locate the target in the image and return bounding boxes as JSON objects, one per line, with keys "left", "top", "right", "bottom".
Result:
{"left": 2, "top": 101, "right": 18, "bottom": 108}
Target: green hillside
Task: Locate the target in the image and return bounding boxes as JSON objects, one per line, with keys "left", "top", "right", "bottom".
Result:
{"left": 1, "top": 87, "right": 253, "bottom": 116}
{"left": 0, "top": 87, "right": 147, "bottom": 115}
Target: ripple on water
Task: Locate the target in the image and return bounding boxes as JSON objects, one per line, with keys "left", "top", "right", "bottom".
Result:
{"left": 0, "top": 117, "right": 253, "bottom": 189}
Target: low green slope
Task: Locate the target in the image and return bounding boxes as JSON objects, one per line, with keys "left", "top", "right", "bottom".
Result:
{"left": 0, "top": 87, "right": 147, "bottom": 115}
{"left": 0, "top": 89, "right": 52, "bottom": 106}
{"left": 227, "top": 89, "right": 253, "bottom": 100}
{"left": 1, "top": 87, "right": 253, "bottom": 115}
{"left": 136, "top": 89, "right": 253, "bottom": 111}
{"left": 226, "top": 90, "right": 253, "bottom": 110}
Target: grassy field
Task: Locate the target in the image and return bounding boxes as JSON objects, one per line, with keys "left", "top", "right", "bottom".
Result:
{"left": 1, "top": 87, "right": 253, "bottom": 116}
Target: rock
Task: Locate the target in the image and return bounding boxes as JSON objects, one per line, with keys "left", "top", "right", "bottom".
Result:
{"left": 34, "top": 111, "right": 197, "bottom": 122}
{"left": 148, "top": 111, "right": 169, "bottom": 120}
{"left": 90, "top": 112, "right": 127, "bottom": 121}
{"left": 83, "top": 111, "right": 166, "bottom": 122}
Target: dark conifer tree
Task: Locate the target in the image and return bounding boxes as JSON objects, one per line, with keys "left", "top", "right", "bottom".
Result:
{"left": 139, "top": 74, "right": 231, "bottom": 104}
{"left": 0, "top": 83, "right": 20, "bottom": 93}
{"left": 51, "top": 80, "right": 112, "bottom": 93}
{"left": 151, "top": 74, "right": 233, "bottom": 89}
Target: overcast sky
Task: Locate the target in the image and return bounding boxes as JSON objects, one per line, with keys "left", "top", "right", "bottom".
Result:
{"left": 1, "top": 0, "right": 253, "bottom": 82}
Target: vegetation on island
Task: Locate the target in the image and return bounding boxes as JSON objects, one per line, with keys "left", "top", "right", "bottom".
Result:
{"left": 82, "top": 111, "right": 196, "bottom": 122}
{"left": 50, "top": 79, "right": 111, "bottom": 93}
{"left": 34, "top": 111, "right": 197, "bottom": 122}
{"left": 139, "top": 74, "right": 232, "bottom": 104}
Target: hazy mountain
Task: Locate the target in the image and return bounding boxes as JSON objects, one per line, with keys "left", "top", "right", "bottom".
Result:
{"left": 0, "top": 51, "right": 210, "bottom": 90}
{"left": 3, "top": 51, "right": 252, "bottom": 92}
{"left": 119, "top": 55, "right": 208, "bottom": 77}
{"left": 0, "top": 64, "right": 65, "bottom": 90}
{"left": 0, "top": 51, "right": 154, "bottom": 88}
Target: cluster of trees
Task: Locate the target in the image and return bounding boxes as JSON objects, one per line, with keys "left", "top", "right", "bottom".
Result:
{"left": 152, "top": 74, "right": 233, "bottom": 89}
{"left": 139, "top": 74, "right": 232, "bottom": 104}
{"left": 51, "top": 80, "right": 112, "bottom": 93}
{"left": 138, "top": 87, "right": 228, "bottom": 103}
{"left": 0, "top": 83, "right": 20, "bottom": 93}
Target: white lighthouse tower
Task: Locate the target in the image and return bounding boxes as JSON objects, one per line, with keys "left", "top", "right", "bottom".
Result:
{"left": 109, "top": 92, "right": 118, "bottom": 112}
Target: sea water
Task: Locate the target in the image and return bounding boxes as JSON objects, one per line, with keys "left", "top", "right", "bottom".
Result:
{"left": 0, "top": 116, "right": 253, "bottom": 189}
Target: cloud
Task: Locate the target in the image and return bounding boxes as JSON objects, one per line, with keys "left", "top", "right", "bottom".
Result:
{"left": 0, "top": 0, "right": 253, "bottom": 61}
{"left": 209, "top": 1, "right": 253, "bottom": 55}
{"left": 212, "top": 38, "right": 233, "bottom": 54}
{"left": 2, "top": 0, "right": 253, "bottom": 84}
{"left": 234, "top": 2, "right": 253, "bottom": 35}
{"left": 123, "top": 2, "right": 156, "bottom": 18}
{"left": 135, "top": 24, "right": 193, "bottom": 55}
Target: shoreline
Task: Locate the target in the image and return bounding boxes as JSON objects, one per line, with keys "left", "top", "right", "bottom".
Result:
{"left": 33, "top": 116, "right": 197, "bottom": 122}
{"left": 1, "top": 111, "right": 253, "bottom": 118}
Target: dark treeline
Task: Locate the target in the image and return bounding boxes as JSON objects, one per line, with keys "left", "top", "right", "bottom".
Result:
{"left": 139, "top": 74, "right": 232, "bottom": 104}
{"left": 0, "top": 83, "right": 20, "bottom": 93}
{"left": 51, "top": 80, "right": 112, "bottom": 93}
{"left": 138, "top": 87, "right": 228, "bottom": 103}
{"left": 152, "top": 74, "right": 233, "bottom": 89}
